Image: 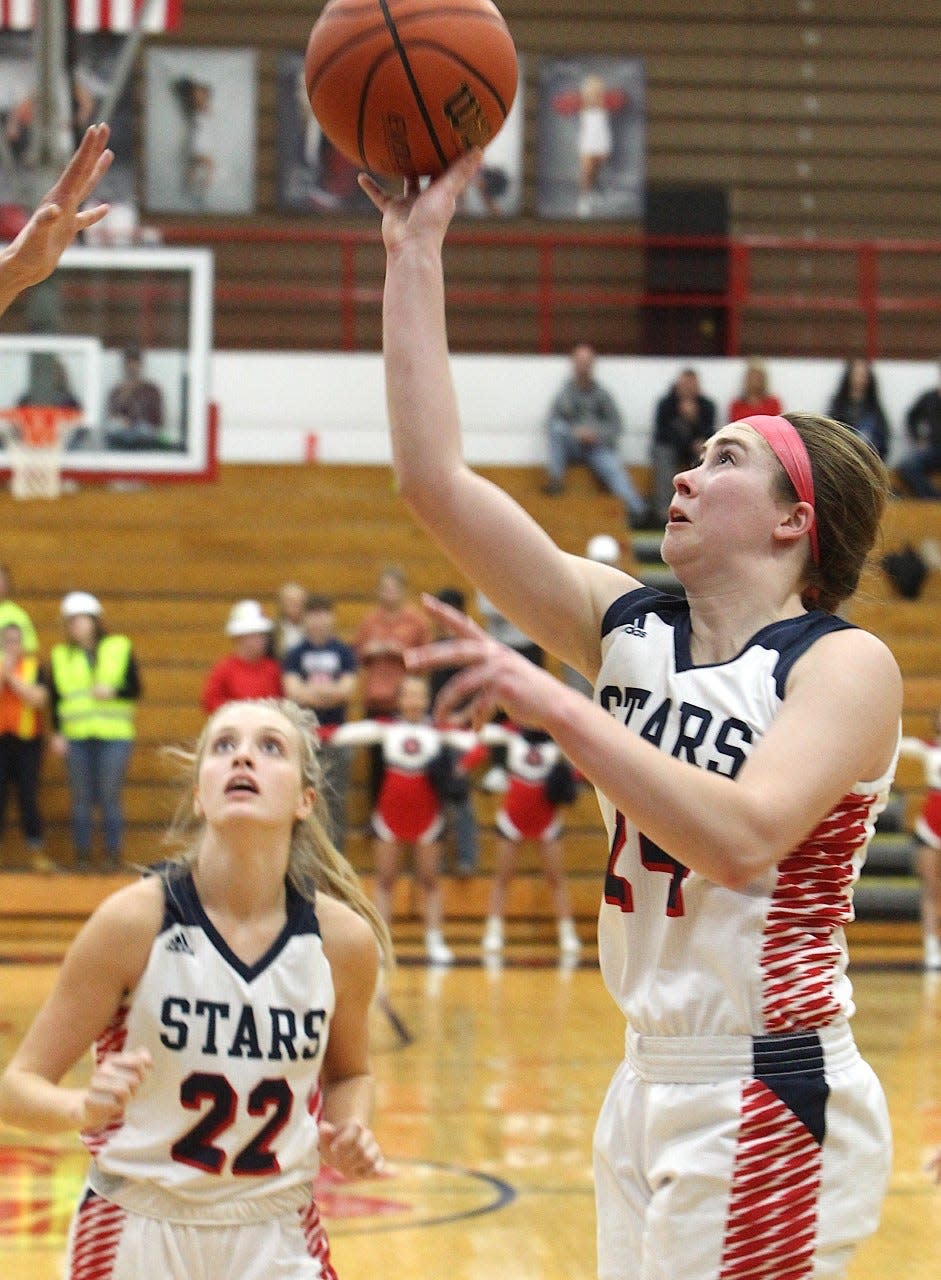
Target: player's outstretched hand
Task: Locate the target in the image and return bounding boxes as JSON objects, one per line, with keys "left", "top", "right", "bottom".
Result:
{"left": 0, "top": 124, "right": 113, "bottom": 309}
{"left": 78, "top": 1046, "right": 152, "bottom": 1133}
{"left": 358, "top": 148, "right": 484, "bottom": 254}
{"left": 927, "top": 1146, "right": 941, "bottom": 1184}
{"left": 407, "top": 593, "right": 559, "bottom": 733}
{"left": 318, "top": 1118, "right": 385, "bottom": 1179}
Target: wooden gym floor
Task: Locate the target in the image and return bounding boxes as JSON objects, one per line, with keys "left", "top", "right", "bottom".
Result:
{"left": 0, "top": 923, "right": 938, "bottom": 1279}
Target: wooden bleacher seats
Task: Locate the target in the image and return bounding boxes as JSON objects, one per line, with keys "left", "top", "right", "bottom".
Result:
{"left": 3, "top": 466, "right": 940, "bottom": 942}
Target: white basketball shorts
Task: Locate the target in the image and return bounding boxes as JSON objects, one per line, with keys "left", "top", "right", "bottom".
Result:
{"left": 592, "top": 1021, "right": 891, "bottom": 1280}
{"left": 65, "top": 1185, "right": 337, "bottom": 1280}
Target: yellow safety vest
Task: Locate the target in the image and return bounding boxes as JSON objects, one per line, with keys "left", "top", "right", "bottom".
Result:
{"left": 51, "top": 635, "right": 136, "bottom": 740}
{"left": 0, "top": 654, "right": 41, "bottom": 738}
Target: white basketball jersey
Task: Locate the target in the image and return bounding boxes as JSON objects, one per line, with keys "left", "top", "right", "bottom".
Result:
{"left": 594, "top": 587, "right": 897, "bottom": 1040}
{"left": 85, "top": 870, "right": 335, "bottom": 1221}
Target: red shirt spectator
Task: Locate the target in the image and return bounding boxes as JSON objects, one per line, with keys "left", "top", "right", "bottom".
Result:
{"left": 728, "top": 358, "right": 781, "bottom": 423}
{"left": 201, "top": 600, "right": 282, "bottom": 713}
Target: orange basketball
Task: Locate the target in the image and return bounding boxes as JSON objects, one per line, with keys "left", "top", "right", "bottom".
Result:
{"left": 304, "top": 0, "right": 518, "bottom": 179}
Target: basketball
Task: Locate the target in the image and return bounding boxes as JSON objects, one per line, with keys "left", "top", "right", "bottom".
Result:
{"left": 304, "top": 0, "right": 518, "bottom": 179}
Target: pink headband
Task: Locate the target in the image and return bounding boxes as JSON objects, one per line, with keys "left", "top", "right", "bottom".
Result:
{"left": 742, "top": 414, "right": 819, "bottom": 565}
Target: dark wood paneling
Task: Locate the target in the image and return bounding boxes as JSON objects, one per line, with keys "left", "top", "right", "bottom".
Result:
{"left": 7, "top": 3, "right": 939, "bottom": 354}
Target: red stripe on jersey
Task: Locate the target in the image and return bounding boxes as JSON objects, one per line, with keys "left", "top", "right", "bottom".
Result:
{"left": 719, "top": 1079, "right": 821, "bottom": 1279}
{"left": 70, "top": 1191, "right": 127, "bottom": 1280}
{"left": 760, "top": 791, "right": 877, "bottom": 1033}
{"left": 299, "top": 1196, "right": 339, "bottom": 1280}
{"left": 81, "top": 1004, "right": 130, "bottom": 1158}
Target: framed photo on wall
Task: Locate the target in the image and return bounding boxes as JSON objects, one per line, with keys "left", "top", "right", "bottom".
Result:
{"left": 144, "top": 46, "right": 256, "bottom": 214}
{"left": 537, "top": 55, "right": 645, "bottom": 220}
{"left": 275, "top": 50, "right": 373, "bottom": 214}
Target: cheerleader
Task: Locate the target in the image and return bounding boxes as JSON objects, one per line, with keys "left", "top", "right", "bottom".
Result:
{"left": 479, "top": 723, "right": 581, "bottom": 959}
{"left": 334, "top": 674, "right": 476, "bottom": 965}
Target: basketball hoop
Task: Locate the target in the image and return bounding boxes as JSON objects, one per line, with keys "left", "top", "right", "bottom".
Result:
{"left": 0, "top": 406, "right": 81, "bottom": 499}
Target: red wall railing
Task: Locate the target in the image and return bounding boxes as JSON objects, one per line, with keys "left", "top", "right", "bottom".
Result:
{"left": 159, "top": 222, "right": 941, "bottom": 358}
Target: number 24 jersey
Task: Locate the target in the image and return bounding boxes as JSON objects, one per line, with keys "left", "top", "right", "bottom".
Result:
{"left": 594, "top": 588, "right": 897, "bottom": 1041}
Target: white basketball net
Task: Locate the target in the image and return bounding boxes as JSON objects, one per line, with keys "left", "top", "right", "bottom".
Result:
{"left": 0, "top": 407, "right": 80, "bottom": 499}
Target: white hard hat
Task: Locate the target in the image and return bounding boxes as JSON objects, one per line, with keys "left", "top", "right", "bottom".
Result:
{"left": 61, "top": 590, "right": 102, "bottom": 619}
{"left": 225, "top": 599, "right": 274, "bottom": 637}
{"left": 586, "top": 534, "right": 622, "bottom": 565}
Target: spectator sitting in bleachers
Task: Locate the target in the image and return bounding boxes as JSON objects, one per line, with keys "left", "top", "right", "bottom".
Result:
{"left": 650, "top": 367, "right": 716, "bottom": 526}
{"left": 105, "top": 344, "right": 165, "bottom": 448}
{"left": 17, "top": 356, "right": 81, "bottom": 411}
{"left": 541, "top": 343, "right": 652, "bottom": 529}
{"left": 727, "top": 357, "right": 782, "bottom": 423}
{"left": 896, "top": 361, "right": 941, "bottom": 498}
{"left": 827, "top": 358, "right": 890, "bottom": 461}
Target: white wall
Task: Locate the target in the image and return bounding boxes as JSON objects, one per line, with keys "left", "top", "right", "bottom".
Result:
{"left": 212, "top": 352, "right": 938, "bottom": 468}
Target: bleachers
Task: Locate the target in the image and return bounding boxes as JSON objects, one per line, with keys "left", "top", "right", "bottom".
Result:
{"left": 2, "top": 465, "right": 627, "bottom": 918}
{"left": 2, "top": 464, "right": 940, "bottom": 947}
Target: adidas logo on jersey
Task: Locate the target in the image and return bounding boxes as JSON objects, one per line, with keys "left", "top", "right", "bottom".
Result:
{"left": 621, "top": 620, "right": 647, "bottom": 638}
{"left": 165, "top": 930, "right": 194, "bottom": 956}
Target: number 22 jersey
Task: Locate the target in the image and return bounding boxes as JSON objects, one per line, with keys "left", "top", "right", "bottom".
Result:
{"left": 84, "top": 869, "right": 335, "bottom": 1221}
{"left": 594, "top": 587, "right": 898, "bottom": 1041}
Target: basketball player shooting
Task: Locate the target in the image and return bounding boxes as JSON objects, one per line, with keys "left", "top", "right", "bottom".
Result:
{"left": 362, "top": 149, "right": 902, "bottom": 1280}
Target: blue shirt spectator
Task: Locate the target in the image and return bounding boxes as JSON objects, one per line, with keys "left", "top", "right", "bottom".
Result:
{"left": 282, "top": 595, "right": 357, "bottom": 851}
{"left": 827, "top": 359, "right": 890, "bottom": 461}
{"left": 897, "top": 363, "right": 941, "bottom": 498}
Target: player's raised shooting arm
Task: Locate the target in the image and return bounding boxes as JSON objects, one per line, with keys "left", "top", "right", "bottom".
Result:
{"left": 363, "top": 152, "right": 641, "bottom": 676}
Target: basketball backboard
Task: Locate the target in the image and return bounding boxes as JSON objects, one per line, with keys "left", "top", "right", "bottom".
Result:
{"left": 0, "top": 245, "right": 214, "bottom": 480}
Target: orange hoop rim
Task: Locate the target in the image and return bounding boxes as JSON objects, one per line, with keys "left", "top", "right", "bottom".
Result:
{"left": 0, "top": 405, "right": 82, "bottom": 448}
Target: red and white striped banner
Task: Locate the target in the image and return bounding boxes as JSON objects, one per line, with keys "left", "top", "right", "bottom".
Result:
{"left": 0, "top": 0, "right": 181, "bottom": 31}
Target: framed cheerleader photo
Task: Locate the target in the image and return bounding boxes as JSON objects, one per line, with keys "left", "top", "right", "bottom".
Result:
{"left": 536, "top": 55, "right": 646, "bottom": 221}
{"left": 144, "top": 45, "right": 257, "bottom": 215}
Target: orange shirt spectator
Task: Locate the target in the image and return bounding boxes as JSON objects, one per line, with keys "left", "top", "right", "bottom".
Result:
{"left": 353, "top": 567, "right": 432, "bottom": 718}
